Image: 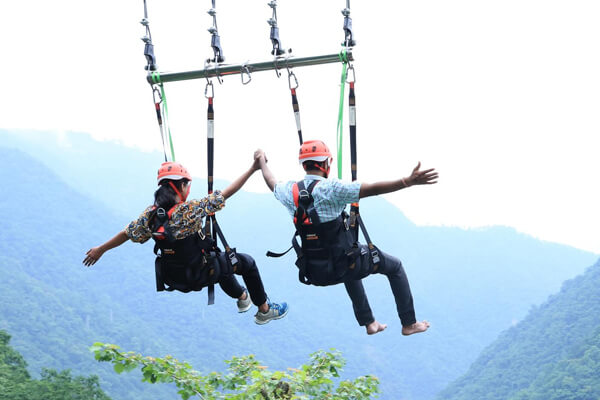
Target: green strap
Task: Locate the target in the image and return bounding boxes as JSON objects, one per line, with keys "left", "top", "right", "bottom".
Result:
{"left": 152, "top": 71, "right": 176, "bottom": 161}
{"left": 159, "top": 83, "right": 176, "bottom": 162}
{"left": 336, "top": 50, "right": 349, "bottom": 179}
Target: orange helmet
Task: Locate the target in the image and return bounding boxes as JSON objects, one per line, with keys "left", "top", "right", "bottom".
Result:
{"left": 157, "top": 162, "right": 192, "bottom": 184}
{"left": 298, "top": 140, "right": 332, "bottom": 164}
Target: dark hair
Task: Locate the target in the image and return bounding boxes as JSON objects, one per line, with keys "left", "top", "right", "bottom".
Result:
{"left": 154, "top": 179, "right": 189, "bottom": 210}
{"left": 302, "top": 160, "right": 327, "bottom": 172}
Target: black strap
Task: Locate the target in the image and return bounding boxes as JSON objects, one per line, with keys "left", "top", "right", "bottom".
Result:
{"left": 291, "top": 234, "right": 310, "bottom": 285}
{"left": 266, "top": 245, "right": 293, "bottom": 258}
{"left": 294, "top": 180, "right": 320, "bottom": 228}
{"left": 346, "top": 76, "right": 379, "bottom": 268}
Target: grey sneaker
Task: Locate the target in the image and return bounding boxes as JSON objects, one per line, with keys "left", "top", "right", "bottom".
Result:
{"left": 237, "top": 290, "right": 252, "bottom": 313}
{"left": 254, "top": 301, "right": 289, "bottom": 325}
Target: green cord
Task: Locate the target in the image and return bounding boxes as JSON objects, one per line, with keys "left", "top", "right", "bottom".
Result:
{"left": 336, "top": 50, "right": 349, "bottom": 179}
{"left": 158, "top": 82, "right": 176, "bottom": 162}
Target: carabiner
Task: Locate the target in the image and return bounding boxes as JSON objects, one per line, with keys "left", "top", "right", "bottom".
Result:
{"left": 152, "top": 85, "right": 163, "bottom": 104}
{"left": 205, "top": 80, "right": 214, "bottom": 99}
{"left": 288, "top": 69, "right": 299, "bottom": 90}
{"left": 346, "top": 64, "right": 356, "bottom": 84}
{"left": 241, "top": 65, "right": 252, "bottom": 85}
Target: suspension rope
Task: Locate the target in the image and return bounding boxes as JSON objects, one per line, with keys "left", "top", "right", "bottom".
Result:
{"left": 141, "top": 0, "right": 157, "bottom": 71}
{"left": 203, "top": 79, "right": 239, "bottom": 304}
{"left": 141, "top": 3, "right": 176, "bottom": 162}
{"left": 288, "top": 68, "right": 303, "bottom": 145}
{"left": 207, "top": 0, "right": 225, "bottom": 63}
{"left": 336, "top": 50, "right": 349, "bottom": 179}
{"left": 268, "top": 0, "right": 285, "bottom": 56}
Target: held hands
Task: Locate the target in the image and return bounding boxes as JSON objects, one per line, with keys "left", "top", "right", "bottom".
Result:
{"left": 406, "top": 162, "right": 438, "bottom": 186}
{"left": 83, "top": 246, "right": 104, "bottom": 267}
{"left": 253, "top": 149, "right": 267, "bottom": 169}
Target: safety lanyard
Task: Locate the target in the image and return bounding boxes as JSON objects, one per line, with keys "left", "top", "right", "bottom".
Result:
{"left": 345, "top": 67, "right": 381, "bottom": 268}
{"left": 204, "top": 81, "right": 239, "bottom": 282}
{"left": 288, "top": 69, "right": 303, "bottom": 145}
{"left": 150, "top": 74, "right": 176, "bottom": 162}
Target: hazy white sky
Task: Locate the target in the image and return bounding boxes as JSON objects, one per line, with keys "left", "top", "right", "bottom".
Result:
{"left": 2, "top": 0, "right": 599, "bottom": 253}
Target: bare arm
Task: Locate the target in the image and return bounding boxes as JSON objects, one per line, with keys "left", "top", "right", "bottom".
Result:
{"left": 83, "top": 230, "right": 129, "bottom": 267}
{"left": 221, "top": 161, "right": 258, "bottom": 200}
{"left": 359, "top": 162, "right": 438, "bottom": 198}
{"left": 255, "top": 149, "right": 277, "bottom": 192}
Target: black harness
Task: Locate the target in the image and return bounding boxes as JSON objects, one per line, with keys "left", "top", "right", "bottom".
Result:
{"left": 285, "top": 181, "right": 363, "bottom": 286}
{"left": 151, "top": 206, "right": 220, "bottom": 303}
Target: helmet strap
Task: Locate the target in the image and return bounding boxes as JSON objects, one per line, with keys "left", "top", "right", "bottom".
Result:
{"left": 303, "top": 161, "right": 329, "bottom": 178}
{"left": 168, "top": 181, "right": 188, "bottom": 203}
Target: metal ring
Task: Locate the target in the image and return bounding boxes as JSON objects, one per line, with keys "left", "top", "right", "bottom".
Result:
{"left": 241, "top": 65, "right": 252, "bottom": 85}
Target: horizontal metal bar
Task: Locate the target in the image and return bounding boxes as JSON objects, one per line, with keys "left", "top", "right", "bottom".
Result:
{"left": 147, "top": 50, "right": 353, "bottom": 84}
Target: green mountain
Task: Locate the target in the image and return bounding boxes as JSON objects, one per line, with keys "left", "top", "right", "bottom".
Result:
{"left": 0, "top": 330, "right": 110, "bottom": 400}
{"left": 1, "top": 130, "right": 598, "bottom": 399}
{"left": 437, "top": 258, "right": 600, "bottom": 400}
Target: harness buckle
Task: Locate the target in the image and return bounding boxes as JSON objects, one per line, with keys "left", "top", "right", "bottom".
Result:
{"left": 227, "top": 250, "right": 239, "bottom": 266}
{"left": 156, "top": 207, "right": 166, "bottom": 218}
{"left": 298, "top": 189, "right": 310, "bottom": 201}
{"left": 370, "top": 248, "right": 380, "bottom": 265}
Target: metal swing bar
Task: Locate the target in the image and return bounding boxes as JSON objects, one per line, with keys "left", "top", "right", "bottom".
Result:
{"left": 146, "top": 51, "right": 354, "bottom": 84}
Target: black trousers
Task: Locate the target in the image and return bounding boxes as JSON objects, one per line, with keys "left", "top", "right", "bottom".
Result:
{"left": 216, "top": 252, "right": 268, "bottom": 307}
{"left": 343, "top": 244, "right": 416, "bottom": 327}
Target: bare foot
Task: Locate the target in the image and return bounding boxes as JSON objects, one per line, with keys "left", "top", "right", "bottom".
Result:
{"left": 402, "top": 320, "right": 430, "bottom": 336}
{"left": 366, "top": 321, "right": 388, "bottom": 335}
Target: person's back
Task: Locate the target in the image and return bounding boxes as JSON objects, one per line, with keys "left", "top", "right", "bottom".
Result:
{"left": 83, "top": 159, "right": 289, "bottom": 325}
{"left": 255, "top": 141, "right": 438, "bottom": 335}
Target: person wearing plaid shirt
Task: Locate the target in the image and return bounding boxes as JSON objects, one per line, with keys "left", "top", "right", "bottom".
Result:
{"left": 83, "top": 158, "right": 288, "bottom": 325}
{"left": 257, "top": 141, "right": 438, "bottom": 336}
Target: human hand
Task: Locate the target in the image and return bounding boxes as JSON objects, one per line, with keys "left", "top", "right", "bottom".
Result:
{"left": 406, "top": 162, "right": 438, "bottom": 186}
{"left": 253, "top": 149, "right": 267, "bottom": 170}
{"left": 83, "top": 246, "right": 105, "bottom": 267}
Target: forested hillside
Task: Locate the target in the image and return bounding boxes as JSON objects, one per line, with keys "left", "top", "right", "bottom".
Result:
{"left": 437, "top": 258, "right": 600, "bottom": 400}
{"left": 0, "top": 330, "right": 110, "bottom": 399}
{"left": 1, "top": 130, "right": 598, "bottom": 399}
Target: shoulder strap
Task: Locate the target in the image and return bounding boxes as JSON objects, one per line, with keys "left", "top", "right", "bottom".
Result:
{"left": 293, "top": 180, "right": 320, "bottom": 226}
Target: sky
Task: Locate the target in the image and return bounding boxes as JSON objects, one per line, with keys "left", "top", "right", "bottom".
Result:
{"left": 2, "top": 0, "right": 599, "bottom": 254}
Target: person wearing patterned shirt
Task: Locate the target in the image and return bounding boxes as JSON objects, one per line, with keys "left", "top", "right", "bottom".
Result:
{"left": 83, "top": 158, "right": 288, "bottom": 325}
{"left": 255, "top": 141, "right": 437, "bottom": 335}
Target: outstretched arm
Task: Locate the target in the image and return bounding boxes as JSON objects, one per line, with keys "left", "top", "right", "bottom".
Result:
{"left": 83, "top": 230, "right": 129, "bottom": 267}
{"left": 221, "top": 156, "right": 261, "bottom": 199}
{"left": 255, "top": 149, "right": 277, "bottom": 192}
{"left": 359, "top": 162, "right": 438, "bottom": 198}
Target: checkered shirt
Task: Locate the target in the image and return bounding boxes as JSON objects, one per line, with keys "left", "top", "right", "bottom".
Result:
{"left": 274, "top": 175, "right": 361, "bottom": 223}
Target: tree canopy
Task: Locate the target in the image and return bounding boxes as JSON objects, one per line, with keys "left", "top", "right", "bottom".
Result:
{"left": 92, "top": 342, "right": 379, "bottom": 399}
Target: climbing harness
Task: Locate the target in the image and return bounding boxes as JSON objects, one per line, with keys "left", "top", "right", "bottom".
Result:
{"left": 151, "top": 205, "right": 220, "bottom": 294}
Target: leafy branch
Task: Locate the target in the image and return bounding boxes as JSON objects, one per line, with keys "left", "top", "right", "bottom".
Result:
{"left": 91, "top": 343, "right": 379, "bottom": 399}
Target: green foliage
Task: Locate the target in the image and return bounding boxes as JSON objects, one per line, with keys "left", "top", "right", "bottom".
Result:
{"left": 0, "top": 330, "right": 111, "bottom": 400}
{"left": 437, "top": 259, "right": 600, "bottom": 400}
{"left": 91, "top": 343, "right": 379, "bottom": 399}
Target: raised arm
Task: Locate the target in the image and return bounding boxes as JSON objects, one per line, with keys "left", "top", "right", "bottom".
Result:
{"left": 83, "top": 230, "right": 129, "bottom": 267}
{"left": 359, "top": 162, "right": 438, "bottom": 198}
{"left": 255, "top": 149, "right": 277, "bottom": 192}
{"left": 221, "top": 157, "right": 260, "bottom": 200}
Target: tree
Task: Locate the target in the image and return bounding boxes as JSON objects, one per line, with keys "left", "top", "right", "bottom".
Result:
{"left": 91, "top": 342, "right": 380, "bottom": 399}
